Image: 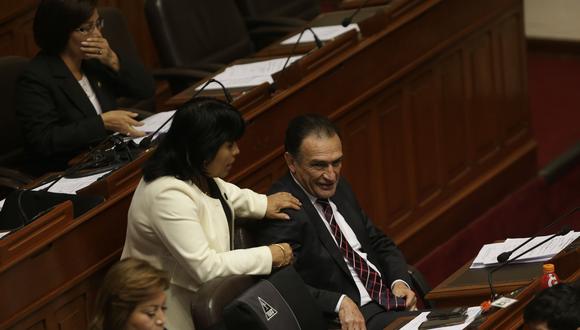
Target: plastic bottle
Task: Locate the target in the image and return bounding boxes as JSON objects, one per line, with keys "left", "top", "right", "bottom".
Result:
{"left": 540, "top": 263, "right": 560, "bottom": 289}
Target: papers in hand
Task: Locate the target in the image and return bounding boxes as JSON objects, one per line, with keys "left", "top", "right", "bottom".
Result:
{"left": 470, "top": 231, "right": 580, "bottom": 269}
{"left": 400, "top": 307, "right": 481, "bottom": 330}
{"left": 280, "top": 24, "right": 360, "bottom": 45}
{"left": 131, "top": 110, "right": 176, "bottom": 145}
{"left": 195, "top": 56, "right": 303, "bottom": 91}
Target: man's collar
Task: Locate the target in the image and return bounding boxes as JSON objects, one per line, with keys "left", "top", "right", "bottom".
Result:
{"left": 289, "top": 172, "right": 333, "bottom": 205}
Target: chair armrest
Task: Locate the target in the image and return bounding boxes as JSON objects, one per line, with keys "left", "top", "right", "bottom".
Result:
{"left": 0, "top": 167, "right": 34, "bottom": 189}
{"left": 191, "top": 274, "right": 257, "bottom": 330}
{"left": 407, "top": 264, "right": 435, "bottom": 308}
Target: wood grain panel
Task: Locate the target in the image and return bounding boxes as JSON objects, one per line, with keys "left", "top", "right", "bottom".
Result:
{"left": 408, "top": 70, "right": 443, "bottom": 207}
{"left": 54, "top": 295, "right": 88, "bottom": 330}
{"left": 497, "top": 14, "right": 529, "bottom": 146}
{"left": 438, "top": 51, "right": 471, "bottom": 187}
{"left": 336, "top": 106, "right": 377, "bottom": 221}
{"left": 467, "top": 32, "right": 501, "bottom": 165}
{"left": 375, "top": 90, "right": 414, "bottom": 230}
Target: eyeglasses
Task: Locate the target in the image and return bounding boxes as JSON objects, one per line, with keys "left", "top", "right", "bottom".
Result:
{"left": 75, "top": 17, "right": 104, "bottom": 34}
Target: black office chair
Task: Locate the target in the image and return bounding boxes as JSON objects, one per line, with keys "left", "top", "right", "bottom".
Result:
{"left": 143, "top": 0, "right": 254, "bottom": 93}
{"left": 144, "top": 0, "right": 298, "bottom": 93}
{"left": 0, "top": 56, "right": 35, "bottom": 198}
{"left": 99, "top": 7, "right": 158, "bottom": 112}
{"left": 235, "top": 0, "right": 320, "bottom": 25}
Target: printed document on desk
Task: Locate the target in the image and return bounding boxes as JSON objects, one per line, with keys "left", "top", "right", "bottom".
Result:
{"left": 196, "top": 56, "right": 303, "bottom": 90}
{"left": 281, "top": 24, "right": 360, "bottom": 44}
{"left": 32, "top": 171, "right": 111, "bottom": 195}
{"left": 470, "top": 231, "right": 580, "bottom": 269}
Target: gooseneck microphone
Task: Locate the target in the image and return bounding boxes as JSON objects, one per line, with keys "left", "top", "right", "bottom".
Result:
{"left": 139, "top": 78, "right": 232, "bottom": 149}
{"left": 342, "top": 0, "right": 371, "bottom": 27}
{"left": 281, "top": 27, "right": 324, "bottom": 71}
{"left": 496, "top": 207, "right": 579, "bottom": 263}
{"left": 487, "top": 226, "right": 572, "bottom": 300}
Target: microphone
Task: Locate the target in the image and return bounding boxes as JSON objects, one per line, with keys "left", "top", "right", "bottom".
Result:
{"left": 342, "top": 0, "right": 371, "bottom": 27}
{"left": 281, "top": 27, "right": 324, "bottom": 71}
{"left": 139, "top": 78, "right": 232, "bottom": 148}
{"left": 496, "top": 207, "right": 579, "bottom": 263}
{"left": 487, "top": 226, "right": 572, "bottom": 300}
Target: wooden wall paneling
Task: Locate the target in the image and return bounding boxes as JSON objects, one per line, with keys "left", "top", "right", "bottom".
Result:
{"left": 374, "top": 90, "right": 415, "bottom": 233}
{"left": 496, "top": 13, "right": 530, "bottom": 147}
{"left": 438, "top": 51, "right": 471, "bottom": 188}
{"left": 0, "top": 8, "right": 37, "bottom": 57}
{"left": 336, "top": 103, "right": 379, "bottom": 222}
{"left": 407, "top": 69, "right": 444, "bottom": 208}
{"left": 467, "top": 31, "right": 501, "bottom": 166}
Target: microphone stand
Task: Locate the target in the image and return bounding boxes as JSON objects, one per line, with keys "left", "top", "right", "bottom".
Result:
{"left": 487, "top": 227, "right": 572, "bottom": 300}
{"left": 496, "top": 207, "right": 579, "bottom": 263}
{"left": 281, "top": 27, "right": 324, "bottom": 71}
{"left": 139, "top": 78, "right": 232, "bottom": 148}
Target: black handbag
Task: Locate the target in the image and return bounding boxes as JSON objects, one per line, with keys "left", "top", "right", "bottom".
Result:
{"left": 223, "top": 266, "right": 327, "bottom": 330}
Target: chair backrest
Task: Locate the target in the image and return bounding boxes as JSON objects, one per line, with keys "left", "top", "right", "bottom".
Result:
{"left": 0, "top": 56, "right": 29, "bottom": 168}
{"left": 99, "top": 7, "right": 155, "bottom": 111}
{"left": 235, "top": 0, "right": 320, "bottom": 21}
{"left": 99, "top": 7, "right": 140, "bottom": 62}
{"left": 144, "top": 0, "right": 255, "bottom": 69}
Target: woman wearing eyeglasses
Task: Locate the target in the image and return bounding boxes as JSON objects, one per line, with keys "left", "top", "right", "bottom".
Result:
{"left": 15, "top": 0, "right": 154, "bottom": 174}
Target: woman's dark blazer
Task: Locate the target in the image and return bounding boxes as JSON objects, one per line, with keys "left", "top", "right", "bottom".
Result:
{"left": 15, "top": 51, "right": 155, "bottom": 172}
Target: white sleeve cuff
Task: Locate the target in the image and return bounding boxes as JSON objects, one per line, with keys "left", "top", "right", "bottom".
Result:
{"left": 335, "top": 294, "right": 346, "bottom": 313}
{"left": 391, "top": 279, "right": 410, "bottom": 290}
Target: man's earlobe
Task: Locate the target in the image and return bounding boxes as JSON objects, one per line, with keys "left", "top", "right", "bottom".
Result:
{"left": 283, "top": 152, "right": 296, "bottom": 173}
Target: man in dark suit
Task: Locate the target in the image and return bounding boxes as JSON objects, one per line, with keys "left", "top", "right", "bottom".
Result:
{"left": 254, "top": 114, "right": 417, "bottom": 330}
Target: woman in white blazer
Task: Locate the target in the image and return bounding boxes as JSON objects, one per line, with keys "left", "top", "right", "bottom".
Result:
{"left": 121, "top": 97, "right": 300, "bottom": 329}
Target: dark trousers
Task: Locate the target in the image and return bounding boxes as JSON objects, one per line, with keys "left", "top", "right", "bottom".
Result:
{"left": 361, "top": 302, "right": 421, "bottom": 330}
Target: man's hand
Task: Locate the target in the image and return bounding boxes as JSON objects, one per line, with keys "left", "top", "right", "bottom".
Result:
{"left": 265, "top": 192, "right": 301, "bottom": 220}
{"left": 392, "top": 282, "right": 417, "bottom": 310}
{"left": 338, "top": 296, "right": 366, "bottom": 330}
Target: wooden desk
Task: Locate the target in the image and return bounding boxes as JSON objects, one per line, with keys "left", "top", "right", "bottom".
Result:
{"left": 166, "top": 0, "right": 536, "bottom": 265}
{"left": 0, "top": 151, "right": 151, "bottom": 329}
{"left": 423, "top": 244, "right": 580, "bottom": 329}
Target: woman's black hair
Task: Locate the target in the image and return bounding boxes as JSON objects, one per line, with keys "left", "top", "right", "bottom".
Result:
{"left": 142, "top": 97, "right": 245, "bottom": 183}
{"left": 33, "top": 0, "right": 97, "bottom": 55}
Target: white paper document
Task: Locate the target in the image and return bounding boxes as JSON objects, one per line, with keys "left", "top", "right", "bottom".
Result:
{"left": 400, "top": 307, "right": 481, "bottom": 330}
{"left": 132, "top": 110, "right": 176, "bottom": 145}
{"left": 32, "top": 171, "right": 111, "bottom": 195}
{"left": 196, "top": 56, "right": 303, "bottom": 90}
{"left": 281, "top": 24, "right": 360, "bottom": 45}
{"left": 470, "top": 231, "right": 580, "bottom": 269}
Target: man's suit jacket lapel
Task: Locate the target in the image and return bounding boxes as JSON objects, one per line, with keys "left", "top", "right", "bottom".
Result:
{"left": 48, "top": 56, "right": 99, "bottom": 117}
{"left": 283, "top": 174, "right": 351, "bottom": 277}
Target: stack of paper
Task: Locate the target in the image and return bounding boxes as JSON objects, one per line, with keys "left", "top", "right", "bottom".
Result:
{"left": 132, "top": 110, "right": 176, "bottom": 145}
{"left": 470, "top": 231, "right": 580, "bottom": 269}
{"left": 196, "top": 56, "right": 303, "bottom": 90}
{"left": 32, "top": 171, "right": 111, "bottom": 195}
{"left": 280, "top": 24, "right": 360, "bottom": 45}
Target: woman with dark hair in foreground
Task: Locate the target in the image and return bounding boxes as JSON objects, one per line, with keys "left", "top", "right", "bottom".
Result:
{"left": 122, "top": 97, "right": 300, "bottom": 329}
